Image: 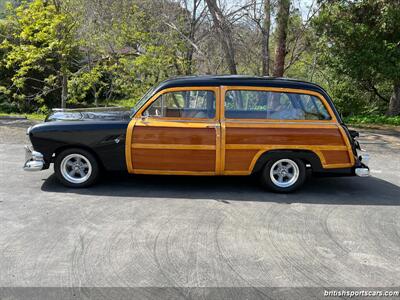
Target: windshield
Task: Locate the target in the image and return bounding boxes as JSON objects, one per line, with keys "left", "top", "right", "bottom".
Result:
{"left": 130, "top": 86, "right": 157, "bottom": 118}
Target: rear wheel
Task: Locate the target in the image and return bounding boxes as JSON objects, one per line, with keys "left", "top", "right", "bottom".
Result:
{"left": 55, "top": 148, "right": 99, "bottom": 188}
{"left": 260, "top": 157, "right": 306, "bottom": 192}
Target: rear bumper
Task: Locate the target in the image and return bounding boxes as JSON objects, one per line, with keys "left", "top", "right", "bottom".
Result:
{"left": 313, "top": 151, "right": 370, "bottom": 177}
{"left": 355, "top": 150, "right": 370, "bottom": 177}
{"left": 23, "top": 145, "right": 45, "bottom": 171}
{"left": 355, "top": 167, "right": 369, "bottom": 177}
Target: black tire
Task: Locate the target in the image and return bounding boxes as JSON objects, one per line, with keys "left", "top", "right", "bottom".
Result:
{"left": 54, "top": 148, "right": 100, "bottom": 188}
{"left": 260, "top": 157, "right": 306, "bottom": 193}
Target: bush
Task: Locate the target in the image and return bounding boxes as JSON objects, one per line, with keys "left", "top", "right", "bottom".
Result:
{"left": 344, "top": 115, "right": 400, "bottom": 126}
{"left": 0, "top": 95, "right": 19, "bottom": 113}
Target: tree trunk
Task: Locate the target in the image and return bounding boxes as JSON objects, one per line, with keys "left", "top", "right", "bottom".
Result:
{"left": 205, "top": 0, "right": 237, "bottom": 74}
{"left": 261, "top": 0, "right": 271, "bottom": 76}
{"left": 184, "top": 0, "right": 197, "bottom": 75}
{"left": 273, "top": 0, "right": 290, "bottom": 77}
{"left": 185, "top": 32, "right": 195, "bottom": 75}
{"left": 387, "top": 81, "right": 400, "bottom": 116}
{"left": 61, "top": 71, "right": 68, "bottom": 109}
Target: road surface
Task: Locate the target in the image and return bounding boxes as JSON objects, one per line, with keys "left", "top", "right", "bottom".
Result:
{"left": 0, "top": 119, "right": 399, "bottom": 299}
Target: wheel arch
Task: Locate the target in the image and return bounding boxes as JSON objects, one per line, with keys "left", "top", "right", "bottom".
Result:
{"left": 251, "top": 149, "right": 324, "bottom": 174}
{"left": 53, "top": 145, "right": 104, "bottom": 170}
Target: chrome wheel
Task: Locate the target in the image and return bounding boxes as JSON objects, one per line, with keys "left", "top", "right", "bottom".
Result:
{"left": 270, "top": 159, "right": 299, "bottom": 188}
{"left": 60, "top": 154, "right": 92, "bottom": 184}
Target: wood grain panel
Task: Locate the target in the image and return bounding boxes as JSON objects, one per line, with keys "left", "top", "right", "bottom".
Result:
{"left": 322, "top": 150, "right": 351, "bottom": 165}
{"left": 132, "top": 149, "right": 215, "bottom": 171}
{"left": 226, "top": 127, "right": 344, "bottom": 146}
{"left": 225, "top": 149, "right": 259, "bottom": 171}
{"left": 133, "top": 126, "right": 215, "bottom": 145}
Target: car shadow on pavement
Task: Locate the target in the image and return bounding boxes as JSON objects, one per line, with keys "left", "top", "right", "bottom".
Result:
{"left": 41, "top": 173, "right": 400, "bottom": 206}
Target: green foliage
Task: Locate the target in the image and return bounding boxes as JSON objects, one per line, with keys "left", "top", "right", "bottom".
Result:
{"left": 313, "top": 0, "right": 400, "bottom": 115}
{"left": 68, "top": 65, "right": 105, "bottom": 105}
{"left": 0, "top": 92, "right": 18, "bottom": 113}
{"left": 65, "top": 1, "right": 188, "bottom": 107}
{"left": 0, "top": 0, "right": 399, "bottom": 119}
{"left": 0, "top": 0, "right": 188, "bottom": 113}
{"left": 314, "top": 1, "right": 400, "bottom": 81}
{"left": 0, "top": 112, "right": 46, "bottom": 120}
{"left": 107, "top": 3, "right": 187, "bottom": 102}
{"left": 344, "top": 115, "right": 400, "bottom": 126}
{"left": 0, "top": 0, "right": 79, "bottom": 112}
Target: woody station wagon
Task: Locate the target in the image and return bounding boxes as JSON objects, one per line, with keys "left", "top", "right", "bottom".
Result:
{"left": 24, "top": 75, "right": 370, "bottom": 192}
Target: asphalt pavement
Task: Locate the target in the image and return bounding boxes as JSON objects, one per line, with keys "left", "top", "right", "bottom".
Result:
{"left": 0, "top": 119, "right": 399, "bottom": 299}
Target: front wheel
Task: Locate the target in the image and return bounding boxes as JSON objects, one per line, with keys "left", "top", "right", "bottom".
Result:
{"left": 54, "top": 148, "right": 100, "bottom": 188}
{"left": 260, "top": 158, "right": 306, "bottom": 193}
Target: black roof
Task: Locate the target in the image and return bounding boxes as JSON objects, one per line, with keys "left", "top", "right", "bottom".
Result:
{"left": 151, "top": 75, "right": 341, "bottom": 121}
{"left": 155, "top": 75, "right": 327, "bottom": 95}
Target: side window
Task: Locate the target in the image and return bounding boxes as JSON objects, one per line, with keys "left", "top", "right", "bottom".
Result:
{"left": 224, "top": 90, "right": 331, "bottom": 120}
{"left": 144, "top": 90, "right": 216, "bottom": 119}
{"left": 298, "top": 95, "right": 331, "bottom": 120}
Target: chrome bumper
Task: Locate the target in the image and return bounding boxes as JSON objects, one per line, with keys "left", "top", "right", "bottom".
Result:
{"left": 355, "top": 150, "right": 370, "bottom": 177}
{"left": 23, "top": 146, "right": 44, "bottom": 171}
{"left": 355, "top": 167, "right": 370, "bottom": 177}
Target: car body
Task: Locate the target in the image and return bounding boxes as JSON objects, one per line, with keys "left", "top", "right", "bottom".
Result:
{"left": 24, "top": 75, "right": 370, "bottom": 192}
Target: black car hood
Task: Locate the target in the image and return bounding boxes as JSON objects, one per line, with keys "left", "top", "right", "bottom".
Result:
{"left": 45, "top": 107, "right": 131, "bottom": 122}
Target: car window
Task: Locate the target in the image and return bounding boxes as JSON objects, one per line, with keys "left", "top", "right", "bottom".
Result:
{"left": 298, "top": 94, "right": 331, "bottom": 120}
{"left": 224, "top": 90, "right": 331, "bottom": 120}
{"left": 144, "top": 90, "right": 216, "bottom": 119}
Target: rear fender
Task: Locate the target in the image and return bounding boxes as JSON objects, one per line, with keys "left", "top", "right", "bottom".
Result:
{"left": 252, "top": 150, "right": 324, "bottom": 174}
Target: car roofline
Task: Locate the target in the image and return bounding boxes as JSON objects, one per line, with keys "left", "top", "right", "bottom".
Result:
{"left": 136, "top": 75, "right": 343, "bottom": 123}
{"left": 156, "top": 75, "right": 326, "bottom": 92}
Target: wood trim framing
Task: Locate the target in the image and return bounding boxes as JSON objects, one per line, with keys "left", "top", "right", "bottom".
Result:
{"left": 132, "top": 143, "right": 216, "bottom": 150}
{"left": 225, "top": 144, "right": 348, "bottom": 150}
{"left": 126, "top": 86, "right": 221, "bottom": 175}
{"left": 219, "top": 86, "right": 354, "bottom": 174}
{"left": 135, "top": 86, "right": 221, "bottom": 122}
{"left": 124, "top": 85, "right": 355, "bottom": 175}
{"left": 220, "top": 85, "right": 338, "bottom": 122}
{"left": 125, "top": 118, "right": 136, "bottom": 173}
{"left": 132, "top": 170, "right": 215, "bottom": 176}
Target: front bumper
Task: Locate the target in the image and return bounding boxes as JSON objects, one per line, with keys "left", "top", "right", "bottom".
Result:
{"left": 23, "top": 146, "right": 45, "bottom": 171}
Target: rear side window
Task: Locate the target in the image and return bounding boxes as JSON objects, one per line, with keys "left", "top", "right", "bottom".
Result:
{"left": 144, "top": 90, "right": 216, "bottom": 119}
{"left": 224, "top": 90, "right": 331, "bottom": 120}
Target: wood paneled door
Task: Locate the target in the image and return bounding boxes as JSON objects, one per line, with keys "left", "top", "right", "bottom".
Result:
{"left": 220, "top": 86, "right": 354, "bottom": 174}
{"left": 126, "top": 87, "right": 221, "bottom": 175}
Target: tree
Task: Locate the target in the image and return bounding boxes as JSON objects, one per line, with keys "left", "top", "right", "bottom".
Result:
{"left": 261, "top": 0, "right": 271, "bottom": 76}
{"left": 273, "top": 0, "right": 290, "bottom": 77}
{"left": 205, "top": 0, "right": 237, "bottom": 74}
{"left": 0, "top": 0, "right": 79, "bottom": 111}
{"left": 314, "top": 0, "right": 400, "bottom": 116}
{"left": 167, "top": 0, "right": 209, "bottom": 75}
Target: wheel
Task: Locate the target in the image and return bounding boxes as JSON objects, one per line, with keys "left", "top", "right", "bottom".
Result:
{"left": 260, "top": 157, "right": 306, "bottom": 193}
{"left": 54, "top": 148, "right": 100, "bottom": 188}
